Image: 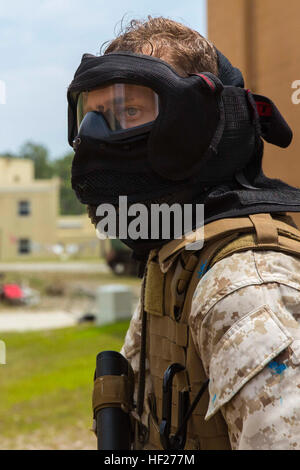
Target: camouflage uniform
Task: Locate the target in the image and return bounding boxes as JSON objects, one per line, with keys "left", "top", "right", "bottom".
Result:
{"left": 121, "top": 248, "right": 300, "bottom": 450}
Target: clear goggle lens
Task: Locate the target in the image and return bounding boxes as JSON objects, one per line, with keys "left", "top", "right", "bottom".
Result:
{"left": 76, "top": 83, "right": 159, "bottom": 131}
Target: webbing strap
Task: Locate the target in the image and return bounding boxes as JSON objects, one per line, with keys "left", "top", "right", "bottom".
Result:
{"left": 92, "top": 375, "right": 131, "bottom": 415}
{"left": 174, "top": 214, "right": 300, "bottom": 324}
{"left": 158, "top": 214, "right": 300, "bottom": 267}
{"left": 136, "top": 249, "right": 160, "bottom": 420}
{"left": 209, "top": 232, "right": 300, "bottom": 268}
{"left": 180, "top": 233, "right": 238, "bottom": 324}
{"left": 249, "top": 213, "right": 278, "bottom": 244}
{"left": 148, "top": 314, "right": 189, "bottom": 347}
{"left": 150, "top": 352, "right": 186, "bottom": 380}
{"left": 151, "top": 337, "right": 186, "bottom": 365}
{"left": 170, "top": 254, "right": 199, "bottom": 320}
{"left": 136, "top": 250, "right": 156, "bottom": 420}
{"left": 158, "top": 217, "right": 254, "bottom": 265}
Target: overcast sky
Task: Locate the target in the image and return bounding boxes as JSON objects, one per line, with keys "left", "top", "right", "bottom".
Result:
{"left": 0, "top": 0, "right": 207, "bottom": 159}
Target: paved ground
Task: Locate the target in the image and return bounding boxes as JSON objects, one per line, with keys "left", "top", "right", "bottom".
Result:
{"left": 0, "top": 311, "right": 77, "bottom": 332}
{"left": 0, "top": 262, "right": 110, "bottom": 273}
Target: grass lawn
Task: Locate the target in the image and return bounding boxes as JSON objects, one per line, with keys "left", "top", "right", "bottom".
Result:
{"left": 0, "top": 321, "right": 130, "bottom": 449}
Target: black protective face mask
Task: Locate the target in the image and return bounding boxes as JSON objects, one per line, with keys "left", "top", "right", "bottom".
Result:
{"left": 87, "top": 181, "right": 213, "bottom": 259}
{"left": 67, "top": 50, "right": 294, "bottom": 258}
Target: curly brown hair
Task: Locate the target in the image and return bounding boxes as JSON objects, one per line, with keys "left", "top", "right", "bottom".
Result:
{"left": 103, "top": 16, "right": 218, "bottom": 77}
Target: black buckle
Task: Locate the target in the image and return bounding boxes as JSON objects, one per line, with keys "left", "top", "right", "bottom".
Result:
{"left": 159, "top": 363, "right": 189, "bottom": 450}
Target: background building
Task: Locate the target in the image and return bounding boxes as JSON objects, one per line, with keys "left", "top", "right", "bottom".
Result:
{"left": 57, "top": 214, "right": 108, "bottom": 259}
{"left": 207, "top": 0, "right": 300, "bottom": 227}
{"left": 0, "top": 157, "right": 101, "bottom": 260}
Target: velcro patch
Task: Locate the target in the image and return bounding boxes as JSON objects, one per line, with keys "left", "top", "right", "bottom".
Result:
{"left": 145, "top": 261, "right": 165, "bottom": 316}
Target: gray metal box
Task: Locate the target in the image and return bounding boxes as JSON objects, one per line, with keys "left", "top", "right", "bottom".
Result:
{"left": 94, "top": 284, "right": 133, "bottom": 325}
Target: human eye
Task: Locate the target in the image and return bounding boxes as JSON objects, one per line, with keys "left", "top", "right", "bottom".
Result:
{"left": 117, "top": 106, "right": 140, "bottom": 118}
{"left": 126, "top": 107, "right": 139, "bottom": 117}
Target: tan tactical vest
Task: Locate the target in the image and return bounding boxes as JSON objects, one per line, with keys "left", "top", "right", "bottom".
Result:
{"left": 138, "top": 213, "right": 300, "bottom": 450}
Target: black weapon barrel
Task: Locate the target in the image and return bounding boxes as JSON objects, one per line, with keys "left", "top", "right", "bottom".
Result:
{"left": 95, "top": 350, "right": 133, "bottom": 450}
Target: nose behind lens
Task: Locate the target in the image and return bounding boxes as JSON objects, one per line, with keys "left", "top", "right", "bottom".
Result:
{"left": 78, "top": 111, "right": 111, "bottom": 141}
{"left": 77, "top": 83, "right": 159, "bottom": 132}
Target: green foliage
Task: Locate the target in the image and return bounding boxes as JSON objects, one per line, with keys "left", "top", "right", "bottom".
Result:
{"left": 19, "top": 142, "right": 54, "bottom": 179}
{"left": 1, "top": 152, "right": 16, "bottom": 159}
{"left": 52, "top": 152, "right": 85, "bottom": 215}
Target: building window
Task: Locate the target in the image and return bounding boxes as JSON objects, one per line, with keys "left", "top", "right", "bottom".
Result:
{"left": 18, "top": 239, "right": 31, "bottom": 255}
{"left": 18, "top": 200, "right": 31, "bottom": 216}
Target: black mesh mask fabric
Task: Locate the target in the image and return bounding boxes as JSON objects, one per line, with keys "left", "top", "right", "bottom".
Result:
{"left": 68, "top": 50, "right": 300, "bottom": 260}
{"left": 87, "top": 183, "right": 212, "bottom": 258}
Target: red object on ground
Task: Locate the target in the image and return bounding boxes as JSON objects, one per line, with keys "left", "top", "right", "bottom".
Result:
{"left": 3, "top": 284, "right": 24, "bottom": 299}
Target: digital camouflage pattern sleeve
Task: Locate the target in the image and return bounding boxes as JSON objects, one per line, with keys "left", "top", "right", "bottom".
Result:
{"left": 190, "top": 249, "right": 300, "bottom": 450}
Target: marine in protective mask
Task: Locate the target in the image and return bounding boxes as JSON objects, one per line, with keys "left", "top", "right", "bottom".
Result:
{"left": 67, "top": 32, "right": 300, "bottom": 258}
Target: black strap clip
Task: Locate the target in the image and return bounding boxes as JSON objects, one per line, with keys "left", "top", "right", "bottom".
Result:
{"left": 160, "top": 363, "right": 209, "bottom": 450}
{"left": 159, "top": 363, "right": 189, "bottom": 450}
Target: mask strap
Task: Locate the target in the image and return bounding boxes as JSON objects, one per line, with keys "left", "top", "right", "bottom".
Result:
{"left": 215, "top": 48, "right": 245, "bottom": 88}
{"left": 247, "top": 91, "right": 293, "bottom": 148}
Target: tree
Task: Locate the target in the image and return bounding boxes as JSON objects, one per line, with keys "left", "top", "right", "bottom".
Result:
{"left": 19, "top": 142, "right": 54, "bottom": 179}
{"left": 1, "top": 152, "right": 16, "bottom": 159}
{"left": 52, "top": 152, "right": 86, "bottom": 215}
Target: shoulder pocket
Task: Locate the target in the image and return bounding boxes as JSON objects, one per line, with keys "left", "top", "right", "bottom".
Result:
{"left": 205, "top": 304, "right": 293, "bottom": 420}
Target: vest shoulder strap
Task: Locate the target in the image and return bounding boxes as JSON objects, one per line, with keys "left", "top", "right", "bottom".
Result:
{"left": 159, "top": 212, "right": 300, "bottom": 267}
{"left": 173, "top": 213, "right": 300, "bottom": 324}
